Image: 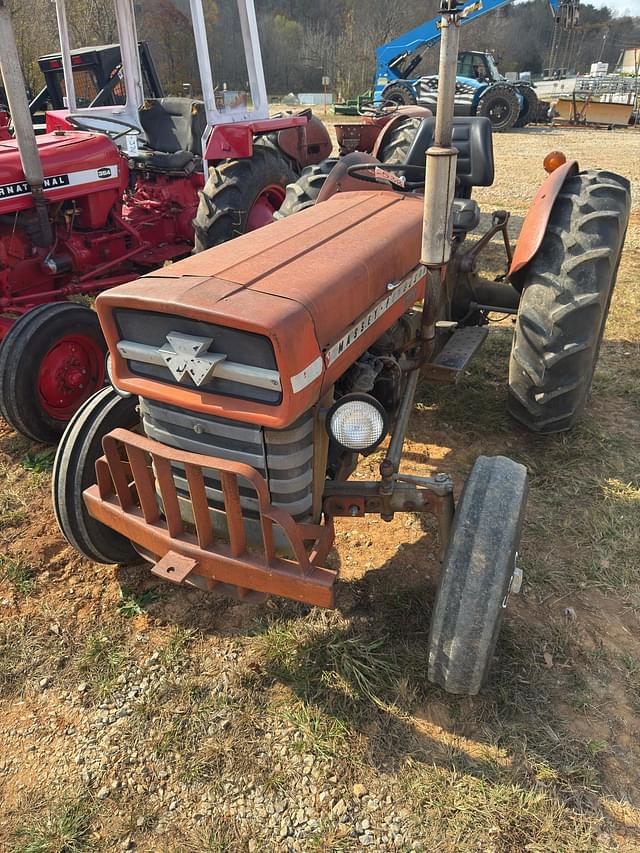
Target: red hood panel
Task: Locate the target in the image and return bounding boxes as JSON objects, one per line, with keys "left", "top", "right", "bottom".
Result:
{"left": 0, "top": 131, "right": 123, "bottom": 213}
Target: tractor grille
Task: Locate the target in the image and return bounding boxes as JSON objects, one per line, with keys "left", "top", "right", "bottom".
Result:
{"left": 114, "top": 309, "right": 282, "bottom": 405}
{"left": 140, "top": 398, "right": 314, "bottom": 523}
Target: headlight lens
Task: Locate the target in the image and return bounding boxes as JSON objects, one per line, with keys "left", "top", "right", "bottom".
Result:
{"left": 327, "top": 394, "right": 388, "bottom": 452}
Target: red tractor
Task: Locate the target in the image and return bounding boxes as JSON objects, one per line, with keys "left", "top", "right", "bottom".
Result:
{"left": 0, "top": 0, "right": 331, "bottom": 443}
{"left": 53, "top": 1, "right": 629, "bottom": 694}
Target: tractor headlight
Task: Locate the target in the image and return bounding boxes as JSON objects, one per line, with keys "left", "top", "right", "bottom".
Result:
{"left": 326, "top": 394, "right": 388, "bottom": 453}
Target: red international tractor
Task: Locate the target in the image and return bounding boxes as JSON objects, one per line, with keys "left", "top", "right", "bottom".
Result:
{"left": 53, "top": 0, "right": 629, "bottom": 694}
{"left": 0, "top": 0, "right": 331, "bottom": 443}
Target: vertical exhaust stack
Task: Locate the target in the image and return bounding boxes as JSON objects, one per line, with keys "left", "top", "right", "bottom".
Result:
{"left": 421, "top": 0, "right": 462, "bottom": 267}
{"left": 0, "top": 0, "right": 53, "bottom": 247}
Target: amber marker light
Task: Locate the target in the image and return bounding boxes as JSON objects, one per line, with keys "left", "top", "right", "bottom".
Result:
{"left": 543, "top": 150, "right": 567, "bottom": 174}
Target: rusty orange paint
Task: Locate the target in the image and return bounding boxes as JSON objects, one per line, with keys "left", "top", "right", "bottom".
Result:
{"left": 97, "top": 190, "right": 425, "bottom": 429}
{"left": 509, "top": 159, "right": 579, "bottom": 286}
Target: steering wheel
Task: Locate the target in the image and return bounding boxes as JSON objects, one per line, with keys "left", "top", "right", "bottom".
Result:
{"left": 346, "top": 162, "right": 425, "bottom": 192}
{"left": 66, "top": 114, "right": 141, "bottom": 140}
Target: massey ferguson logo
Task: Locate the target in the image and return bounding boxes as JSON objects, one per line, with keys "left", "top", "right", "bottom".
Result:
{"left": 97, "top": 167, "right": 112, "bottom": 179}
{"left": 159, "top": 332, "right": 227, "bottom": 387}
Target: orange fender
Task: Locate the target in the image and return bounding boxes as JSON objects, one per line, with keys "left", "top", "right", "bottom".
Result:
{"left": 508, "top": 159, "right": 579, "bottom": 288}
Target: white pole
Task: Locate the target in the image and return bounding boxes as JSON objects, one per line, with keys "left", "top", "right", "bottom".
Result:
{"left": 54, "top": 0, "right": 76, "bottom": 112}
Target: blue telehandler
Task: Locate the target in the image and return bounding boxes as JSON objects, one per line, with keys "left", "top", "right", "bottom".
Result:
{"left": 374, "top": 0, "right": 579, "bottom": 131}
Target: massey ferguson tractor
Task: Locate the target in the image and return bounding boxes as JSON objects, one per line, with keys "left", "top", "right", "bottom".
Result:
{"left": 53, "top": 0, "right": 630, "bottom": 694}
{"left": 0, "top": 0, "right": 330, "bottom": 444}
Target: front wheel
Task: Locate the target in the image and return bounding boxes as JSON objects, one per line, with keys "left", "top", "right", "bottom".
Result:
{"left": 0, "top": 302, "right": 107, "bottom": 444}
{"left": 193, "top": 144, "right": 296, "bottom": 251}
{"left": 508, "top": 169, "right": 631, "bottom": 433}
{"left": 428, "top": 456, "right": 528, "bottom": 695}
{"left": 53, "top": 386, "right": 139, "bottom": 564}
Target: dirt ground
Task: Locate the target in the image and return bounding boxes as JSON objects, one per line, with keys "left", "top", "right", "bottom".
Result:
{"left": 0, "top": 122, "right": 639, "bottom": 852}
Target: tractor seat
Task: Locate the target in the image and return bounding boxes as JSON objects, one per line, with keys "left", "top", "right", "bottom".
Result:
{"left": 134, "top": 98, "right": 207, "bottom": 172}
{"left": 404, "top": 116, "right": 494, "bottom": 198}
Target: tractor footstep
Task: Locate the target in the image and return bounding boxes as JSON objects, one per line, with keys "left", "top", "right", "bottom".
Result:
{"left": 424, "top": 327, "right": 489, "bottom": 384}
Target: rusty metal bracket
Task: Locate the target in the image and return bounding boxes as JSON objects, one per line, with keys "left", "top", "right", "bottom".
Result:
{"left": 459, "top": 209, "right": 513, "bottom": 275}
{"left": 151, "top": 551, "right": 198, "bottom": 584}
{"left": 324, "top": 473, "right": 455, "bottom": 559}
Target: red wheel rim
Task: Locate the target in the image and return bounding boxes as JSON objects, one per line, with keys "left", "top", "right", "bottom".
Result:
{"left": 38, "top": 334, "right": 105, "bottom": 421}
{"left": 246, "top": 183, "right": 287, "bottom": 231}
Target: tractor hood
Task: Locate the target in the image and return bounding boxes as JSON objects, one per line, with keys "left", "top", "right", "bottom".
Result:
{"left": 98, "top": 190, "right": 426, "bottom": 429}
{"left": 0, "top": 131, "right": 124, "bottom": 214}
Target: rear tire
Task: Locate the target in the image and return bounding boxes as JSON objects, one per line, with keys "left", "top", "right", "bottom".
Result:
{"left": 508, "top": 169, "right": 631, "bottom": 433}
{"left": 0, "top": 302, "right": 106, "bottom": 444}
{"left": 274, "top": 159, "right": 338, "bottom": 219}
{"left": 53, "top": 386, "right": 139, "bottom": 564}
{"left": 477, "top": 83, "right": 520, "bottom": 132}
{"left": 193, "top": 144, "right": 296, "bottom": 251}
{"left": 514, "top": 83, "right": 539, "bottom": 128}
{"left": 378, "top": 117, "right": 422, "bottom": 164}
{"left": 380, "top": 82, "right": 418, "bottom": 107}
{"left": 428, "top": 456, "right": 528, "bottom": 695}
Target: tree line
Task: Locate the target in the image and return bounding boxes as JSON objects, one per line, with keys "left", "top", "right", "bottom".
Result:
{"left": 6, "top": 0, "right": 640, "bottom": 101}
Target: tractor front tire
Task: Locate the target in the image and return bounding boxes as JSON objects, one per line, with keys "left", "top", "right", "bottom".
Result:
{"left": 381, "top": 82, "right": 418, "bottom": 107}
{"left": 378, "top": 117, "right": 422, "bottom": 164}
{"left": 53, "top": 386, "right": 139, "bottom": 565}
{"left": 274, "top": 159, "right": 338, "bottom": 219}
{"left": 428, "top": 455, "right": 528, "bottom": 695}
{"left": 193, "top": 144, "right": 296, "bottom": 252}
{"left": 514, "top": 83, "right": 539, "bottom": 128}
{"left": 477, "top": 83, "right": 520, "bottom": 132}
{"left": 0, "top": 302, "right": 107, "bottom": 444}
{"left": 508, "top": 169, "right": 631, "bottom": 434}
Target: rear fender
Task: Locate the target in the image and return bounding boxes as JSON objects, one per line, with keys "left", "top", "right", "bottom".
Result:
{"left": 315, "top": 152, "right": 394, "bottom": 203}
{"left": 371, "top": 106, "right": 433, "bottom": 158}
{"left": 508, "top": 160, "right": 579, "bottom": 289}
{"left": 277, "top": 110, "right": 332, "bottom": 168}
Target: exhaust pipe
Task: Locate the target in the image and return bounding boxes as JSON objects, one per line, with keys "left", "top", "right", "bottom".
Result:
{"left": 0, "top": 0, "right": 53, "bottom": 247}
{"left": 421, "top": 0, "right": 462, "bottom": 267}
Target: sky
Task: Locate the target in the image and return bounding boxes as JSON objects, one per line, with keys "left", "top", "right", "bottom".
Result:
{"left": 594, "top": 0, "right": 640, "bottom": 14}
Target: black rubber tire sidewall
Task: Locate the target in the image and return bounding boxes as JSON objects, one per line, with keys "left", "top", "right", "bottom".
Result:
{"left": 381, "top": 83, "right": 418, "bottom": 107}
{"left": 0, "top": 302, "right": 107, "bottom": 444}
{"left": 274, "top": 158, "right": 339, "bottom": 219}
{"left": 477, "top": 83, "right": 520, "bottom": 131}
{"left": 378, "top": 117, "right": 422, "bottom": 165}
{"left": 193, "top": 145, "right": 297, "bottom": 252}
{"left": 53, "top": 386, "right": 139, "bottom": 564}
{"left": 508, "top": 169, "right": 631, "bottom": 433}
{"left": 427, "top": 455, "right": 528, "bottom": 695}
{"left": 514, "top": 84, "right": 539, "bottom": 128}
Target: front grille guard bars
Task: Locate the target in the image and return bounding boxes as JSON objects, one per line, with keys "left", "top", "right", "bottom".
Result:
{"left": 85, "top": 428, "right": 337, "bottom": 607}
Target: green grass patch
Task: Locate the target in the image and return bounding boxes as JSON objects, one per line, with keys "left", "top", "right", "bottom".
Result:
{"left": 77, "top": 631, "right": 127, "bottom": 698}
{"left": 11, "top": 795, "right": 94, "bottom": 853}
{"left": 117, "top": 585, "right": 161, "bottom": 618}
{"left": 19, "top": 449, "right": 56, "bottom": 473}
{"left": 0, "top": 555, "right": 36, "bottom": 596}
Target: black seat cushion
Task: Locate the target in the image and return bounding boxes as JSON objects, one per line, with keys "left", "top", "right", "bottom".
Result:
{"left": 138, "top": 98, "right": 207, "bottom": 156}
{"left": 133, "top": 149, "right": 199, "bottom": 173}
{"left": 404, "top": 117, "right": 494, "bottom": 192}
